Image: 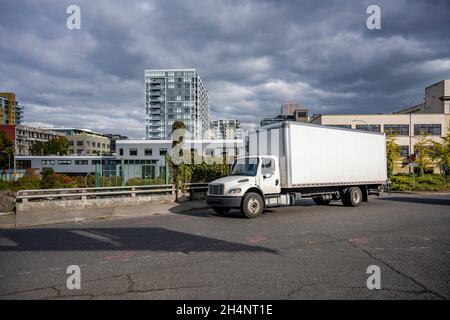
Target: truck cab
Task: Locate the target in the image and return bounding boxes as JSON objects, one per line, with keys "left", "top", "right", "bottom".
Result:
{"left": 207, "top": 156, "right": 292, "bottom": 218}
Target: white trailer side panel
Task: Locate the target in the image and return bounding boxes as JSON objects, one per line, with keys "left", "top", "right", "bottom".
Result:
{"left": 286, "top": 124, "right": 387, "bottom": 187}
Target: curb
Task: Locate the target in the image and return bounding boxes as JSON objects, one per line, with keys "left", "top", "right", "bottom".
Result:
{"left": 1, "top": 204, "right": 211, "bottom": 229}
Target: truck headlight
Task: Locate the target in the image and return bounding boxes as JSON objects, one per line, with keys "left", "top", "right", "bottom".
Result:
{"left": 228, "top": 188, "right": 242, "bottom": 194}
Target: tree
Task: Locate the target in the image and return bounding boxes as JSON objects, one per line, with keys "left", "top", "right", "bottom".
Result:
{"left": 432, "top": 133, "right": 450, "bottom": 175}
{"left": 30, "top": 141, "right": 47, "bottom": 156}
{"left": 169, "top": 121, "right": 187, "bottom": 198}
{"left": 46, "top": 137, "right": 69, "bottom": 155}
{"left": 385, "top": 132, "right": 401, "bottom": 177}
{"left": 414, "top": 133, "right": 434, "bottom": 177}
{"left": 30, "top": 137, "right": 69, "bottom": 156}
{"left": 0, "top": 131, "right": 14, "bottom": 170}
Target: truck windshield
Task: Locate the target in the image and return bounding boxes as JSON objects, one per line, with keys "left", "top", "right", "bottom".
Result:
{"left": 230, "top": 158, "right": 259, "bottom": 176}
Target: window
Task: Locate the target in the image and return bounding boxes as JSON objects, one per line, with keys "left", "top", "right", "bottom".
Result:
{"left": 400, "top": 146, "right": 409, "bottom": 158}
{"left": 145, "top": 148, "right": 153, "bottom": 156}
{"left": 58, "top": 160, "right": 72, "bottom": 165}
{"left": 16, "top": 160, "right": 31, "bottom": 169}
{"left": 356, "top": 124, "right": 381, "bottom": 132}
{"left": 91, "top": 160, "right": 101, "bottom": 165}
{"left": 384, "top": 124, "right": 409, "bottom": 136}
{"left": 414, "top": 124, "right": 441, "bottom": 136}
{"left": 68, "top": 141, "right": 74, "bottom": 146}
{"left": 75, "top": 160, "right": 88, "bottom": 165}
{"left": 159, "top": 148, "right": 168, "bottom": 156}
{"left": 129, "top": 148, "right": 138, "bottom": 156}
{"left": 119, "top": 148, "right": 123, "bottom": 156}
{"left": 261, "top": 158, "right": 275, "bottom": 175}
{"left": 41, "top": 160, "right": 55, "bottom": 165}
{"left": 77, "top": 141, "right": 83, "bottom": 146}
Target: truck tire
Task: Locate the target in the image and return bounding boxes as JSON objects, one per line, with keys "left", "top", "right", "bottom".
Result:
{"left": 312, "top": 197, "right": 331, "bottom": 205}
{"left": 347, "top": 187, "right": 363, "bottom": 207}
{"left": 241, "top": 192, "right": 264, "bottom": 219}
{"left": 341, "top": 189, "right": 350, "bottom": 206}
{"left": 212, "top": 207, "right": 230, "bottom": 215}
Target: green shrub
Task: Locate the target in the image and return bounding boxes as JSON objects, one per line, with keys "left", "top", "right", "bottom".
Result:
{"left": 126, "top": 178, "right": 164, "bottom": 186}
{"left": 17, "top": 175, "right": 41, "bottom": 190}
{"left": 389, "top": 174, "right": 448, "bottom": 191}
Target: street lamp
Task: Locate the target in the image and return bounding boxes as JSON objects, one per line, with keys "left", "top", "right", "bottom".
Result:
{"left": 352, "top": 119, "right": 372, "bottom": 132}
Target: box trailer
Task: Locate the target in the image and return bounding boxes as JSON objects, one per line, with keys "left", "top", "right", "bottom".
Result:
{"left": 207, "top": 121, "right": 387, "bottom": 218}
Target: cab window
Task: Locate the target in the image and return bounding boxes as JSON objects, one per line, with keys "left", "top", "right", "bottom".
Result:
{"left": 261, "top": 158, "right": 275, "bottom": 175}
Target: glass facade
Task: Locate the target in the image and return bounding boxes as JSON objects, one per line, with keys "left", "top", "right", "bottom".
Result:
{"left": 145, "top": 69, "right": 210, "bottom": 140}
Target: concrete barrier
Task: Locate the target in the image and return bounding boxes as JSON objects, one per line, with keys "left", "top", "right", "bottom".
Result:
{"left": 15, "top": 183, "right": 208, "bottom": 212}
{"left": 16, "top": 193, "right": 176, "bottom": 211}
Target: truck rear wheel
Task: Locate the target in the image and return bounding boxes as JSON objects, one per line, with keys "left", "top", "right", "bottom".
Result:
{"left": 242, "top": 192, "right": 264, "bottom": 219}
{"left": 346, "top": 187, "right": 363, "bottom": 207}
{"left": 212, "top": 207, "right": 230, "bottom": 215}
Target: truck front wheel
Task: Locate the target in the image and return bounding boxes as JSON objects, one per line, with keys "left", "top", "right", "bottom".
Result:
{"left": 242, "top": 192, "right": 264, "bottom": 219}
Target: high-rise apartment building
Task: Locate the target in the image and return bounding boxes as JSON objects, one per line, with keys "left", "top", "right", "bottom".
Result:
{"left": 145, "top": 69, "right": 210, "bottom": 140}
{"left": 0, "top": 92, "right": 23, "bottom": 125}
{"left": 212, "top": 119, "right": 243, "bottom": 140}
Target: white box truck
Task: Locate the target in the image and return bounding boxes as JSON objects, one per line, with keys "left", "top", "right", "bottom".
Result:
{"left": 207, "top": 121, "right": 387, "bottom": 218}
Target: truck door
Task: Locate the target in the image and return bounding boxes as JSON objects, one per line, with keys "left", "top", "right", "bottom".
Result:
{"left": 260, "top": 157, "right": 281, "bottom": 195}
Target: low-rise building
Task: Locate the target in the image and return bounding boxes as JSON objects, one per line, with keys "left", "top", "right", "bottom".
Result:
{"left": 15, "top": 155, "right": 117, "bottom": 176}
{"left": 48, "top": 128, "right": 111, "bottom": 155}
{"left": 15, "top": 125, "right": 66, "bottom": 155}
{"left": 14, "top": 139, "right": 244, "bottom": 182}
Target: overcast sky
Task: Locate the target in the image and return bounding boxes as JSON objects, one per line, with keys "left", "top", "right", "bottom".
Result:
{"left": 1, "top": 0, "right": 449, "bottom": 138}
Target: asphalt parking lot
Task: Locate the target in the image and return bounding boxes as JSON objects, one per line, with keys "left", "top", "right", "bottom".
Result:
{"left": 0, "top": 193, "right": 449, "bottom": 299}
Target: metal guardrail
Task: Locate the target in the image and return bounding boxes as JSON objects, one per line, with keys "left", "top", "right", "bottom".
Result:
{"left": 15, "top": 183, "right": 209, "bottom": 203}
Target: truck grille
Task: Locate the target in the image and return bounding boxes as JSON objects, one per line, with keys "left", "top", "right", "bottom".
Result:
{"left": 208, "top": 184, "right": 224, "bottom": 195}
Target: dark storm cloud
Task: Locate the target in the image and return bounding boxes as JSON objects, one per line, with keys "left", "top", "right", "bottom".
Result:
{"left": 0, "top": 0, "right": 449, "bottom": 137}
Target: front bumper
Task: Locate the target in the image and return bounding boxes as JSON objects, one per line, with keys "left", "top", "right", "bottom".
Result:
{"left": 207, "top": 196, "right": 242, "bottom": 208}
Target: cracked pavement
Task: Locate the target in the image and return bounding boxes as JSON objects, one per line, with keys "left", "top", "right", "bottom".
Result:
{"left": 0, "top": 193, "right": 449, "bottom": 299}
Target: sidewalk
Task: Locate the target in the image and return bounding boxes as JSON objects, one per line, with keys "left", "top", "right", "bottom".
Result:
{"left": 0, "top": 200, "right": 209, "bottom": 229}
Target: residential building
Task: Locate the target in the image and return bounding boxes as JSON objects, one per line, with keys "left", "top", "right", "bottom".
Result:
{"left": 15, "top": 125, "right": 66, "bottom": 155}
{"left": 211, "top": 119, "right": 243, "bottom": 140}
{"left": 48, "top": 128, "right": 111, "bottom": 155}
{"left": 145, "top": 69, "right": 210, "bottom": 140}
{"left": 0, "top": 92, "right": 23, "bottom": 125}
